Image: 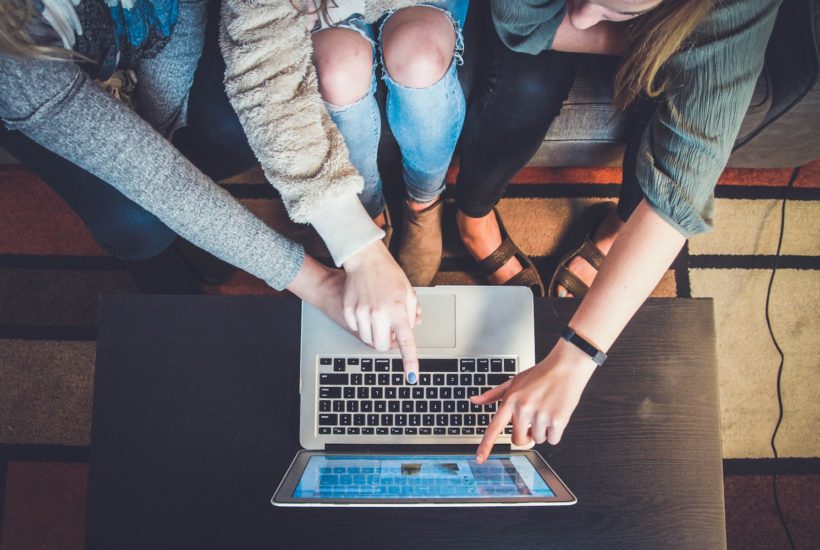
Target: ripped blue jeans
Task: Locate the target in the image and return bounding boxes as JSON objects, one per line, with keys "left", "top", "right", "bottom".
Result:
{"left": 322, "top": 0, "right": 469, "bottom": 218}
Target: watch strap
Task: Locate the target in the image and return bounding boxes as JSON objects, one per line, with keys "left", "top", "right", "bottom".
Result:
{"left": 560, "top": 327, "right": 607, "bottom": 366}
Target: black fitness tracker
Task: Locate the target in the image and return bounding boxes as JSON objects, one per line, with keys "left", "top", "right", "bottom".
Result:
{"left": 560, "top": 327, "right": 607, "bottom": 366}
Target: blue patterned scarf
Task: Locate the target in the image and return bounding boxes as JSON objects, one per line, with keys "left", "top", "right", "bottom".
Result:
{"left": 36, "top": 0, "right": 180, "bottom": 79}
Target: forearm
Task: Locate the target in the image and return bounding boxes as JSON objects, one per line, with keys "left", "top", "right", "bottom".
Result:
{"left": 566, "top": 200, "right": 686, "bottom": 352}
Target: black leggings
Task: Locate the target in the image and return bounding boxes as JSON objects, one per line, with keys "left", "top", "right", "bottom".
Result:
{"left": 456, "top": 4, "right": 655, "bottom": 222}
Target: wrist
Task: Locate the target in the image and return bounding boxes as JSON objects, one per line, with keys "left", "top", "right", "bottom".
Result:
{"left": 287, "top": 255, "right": 334, "bottom": 303}
{"left": 342, "top": 240, "right": 387, "bottom": 272}
{"left": 550, "top": 338, "right": 599, "bottom": 374}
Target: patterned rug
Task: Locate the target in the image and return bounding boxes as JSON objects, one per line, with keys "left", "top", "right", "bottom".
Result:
{"left": 1, "top": 160, "right": 818, "bottom": 548}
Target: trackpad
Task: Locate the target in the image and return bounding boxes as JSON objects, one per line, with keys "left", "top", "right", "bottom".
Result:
{"left": 414, "top": 293, "right": 456, "bottom": 348}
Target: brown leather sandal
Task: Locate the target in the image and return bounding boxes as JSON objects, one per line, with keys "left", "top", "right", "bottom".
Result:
{"left": 549, "top": 201, "right": 616, "bottom": 298}
{"left": 474, "top": 208, "right": 545, "bottom": 298}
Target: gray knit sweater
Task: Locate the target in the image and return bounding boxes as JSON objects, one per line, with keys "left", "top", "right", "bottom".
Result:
{"left": 0, "top": 0, "right": 303, "bottom": 290}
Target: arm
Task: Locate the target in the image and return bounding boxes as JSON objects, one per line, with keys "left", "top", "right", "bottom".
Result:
{"left": 220, "top": 0, "right": 420, "bottom": 379}
{"left": 551, "top": 12, "right": 626, "bottom": 55}
{"left": 473, "top": 0, "right": 781, "bottom": 460}
{"left": 0, "top": 49, "right": 304, "bottom": 291}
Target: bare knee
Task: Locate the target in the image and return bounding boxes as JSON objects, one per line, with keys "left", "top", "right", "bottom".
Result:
{"left": 381, "top": 7, "right": 456, "bottom": 89}
{"left": 312, "top": 28, "right": 374, "bottom": 106}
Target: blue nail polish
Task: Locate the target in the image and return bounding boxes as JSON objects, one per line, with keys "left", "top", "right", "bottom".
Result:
{"left": 407, "top": 371, "right": 417, "bottom": 384}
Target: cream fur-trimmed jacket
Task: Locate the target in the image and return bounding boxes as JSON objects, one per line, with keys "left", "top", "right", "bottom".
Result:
{"left": 220, "top": 0, "right": 422, "bottom": 266}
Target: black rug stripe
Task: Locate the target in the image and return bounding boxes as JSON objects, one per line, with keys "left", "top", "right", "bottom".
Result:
{"left": 0, "top": 324, "right": 96, "bottom": 341}
{"left": 222, "top": 181, "right": 820, "bottom": 201}
{"left": 675, "top": 242, "right": 692, "bottom": 298}
{"left": 0, "top": 255, "right": 126, "bottom": 270}
{"left": 0, "top": 452, "right": 6, "bottom": 544}
{"left": 689, "top": 255, "right": 820, "bottom": 270}
{"left": 724, "top": 457, "right": 820, "bottom": 476}
{"left": 0, "top": 444, "right": 90, "bottom": 463}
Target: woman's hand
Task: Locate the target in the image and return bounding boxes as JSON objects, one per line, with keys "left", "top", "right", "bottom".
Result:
{"left": 342, "top": 241, "right": 420, "bottom": 383}
{"left": 471, "top": 339, "right": 597, "bottom": 463}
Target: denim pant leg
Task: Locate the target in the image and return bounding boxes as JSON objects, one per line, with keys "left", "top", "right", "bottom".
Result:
{"left": 0, "top": 126, "right": 177, "bottom": 260}
{"left": 381, "top": 0, "right": 469, "bottom": 203}
{"left": 326, "top": 73, "right": 386, "bottom": 219}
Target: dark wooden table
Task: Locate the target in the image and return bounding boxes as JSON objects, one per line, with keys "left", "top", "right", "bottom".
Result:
{"left": 86, "top": 295, "right": 724, "bottom": 549}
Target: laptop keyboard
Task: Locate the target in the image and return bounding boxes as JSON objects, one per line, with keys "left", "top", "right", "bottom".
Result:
{"left": 316, "top": 357, "right": 516, "bottom": 437}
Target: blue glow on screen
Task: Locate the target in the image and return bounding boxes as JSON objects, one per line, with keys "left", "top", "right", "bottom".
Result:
{"left": 293, "top": 455, "right": 555, "bottom": 499}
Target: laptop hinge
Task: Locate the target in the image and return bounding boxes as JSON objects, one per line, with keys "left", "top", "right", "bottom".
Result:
{"left": 325, "top": 443, "right": 513, "bottom": 453}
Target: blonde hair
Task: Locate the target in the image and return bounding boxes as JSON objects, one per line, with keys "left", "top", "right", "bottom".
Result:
{"left": 0, "top": 0, "right": 76, "bottom": 59}
{"left": 615, "top": 0, "right": 714, "bottom": 109}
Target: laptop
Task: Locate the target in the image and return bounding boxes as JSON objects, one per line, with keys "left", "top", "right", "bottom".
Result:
{"left": 273, "top": 286, "right": 576, "bottom": 506}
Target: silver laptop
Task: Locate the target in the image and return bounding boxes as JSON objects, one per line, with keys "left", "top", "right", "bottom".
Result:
{"left": 273, "top": 286, "right": 576, "bottom": 506}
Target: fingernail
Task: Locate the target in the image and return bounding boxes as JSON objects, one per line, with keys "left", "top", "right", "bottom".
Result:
{"left": 558, "top": 289, "right": 567, "bottom": 298}
{"left": 407, "top": 371, "right": 417, "bottom": 384}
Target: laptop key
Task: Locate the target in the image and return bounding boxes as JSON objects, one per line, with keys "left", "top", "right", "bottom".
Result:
{"left": 426, "top": 387, "right": 438, "bottom": 399}
{"left": 504, "top": 359, "right": 516, "bottom": 372}
{"left": 488, "top": 374, "right": 513, "bottom": 386}
{"left": 436, "top": 414, "right": 448, "bottom": 426}
{"left": 319, "top": 400, "right": 331, "bottom": 412}
{"left": 448, "top": 428, "right": 460, "bottom": 435}
{"left": 363, "top": 427, "right": 375, "bottom": 435}
{"left": 357, "top": 387, "right": 369, "bottom": 399}
{"left": 392, "top": 374, "right": 404, "bottom": 385}
{"left": 391, "top": 428, "right": 403, "bottom": 435}
{"left": 333, "top": 358, "right": 346, "bottom": 372}
{"left": 409, "top": 414, "right": 421, "bottom": 426}
{"left": 471, "top": 403, "right": 482, "bottom": 413}
{"left": 361, "top": 359, "right": 373, "bottom": 372}
{"left": 402, "top": 401, "right": 414, "bottom": 413}
{"left": 420, "top": 428, "right": 432, "bottom": 435}
{"left": 333, "top": 427, "right": 345, "bottom": 435}
{"left": 446, "top": 374, "right": 458, "bottom": 386}
{"left": 361, "top": 400, "right": 373, "bottom": 412}
{"left": 340, "top": 414, "right": 351, "bottom": 426}
{"left": 477, "top": 359, "right": 489, "bottom": 372}
{"left": 375, "top": 401, "right": 386, "bottom": 412}
{"left": 344, "top": 387, "right": 355, "bottom": 399}
{"left": 415, "top": 401, "right": 428, "bottom": 412}
{"left": 377, "top": 428, "right": 389, "bottom": 435}
{"left": 347, "top": 427, "right": 360, "bottom": 434}
{"left": 478, "top": 414, "right": 490, "bottom": 426}
{"left": 460, "top": 359, "right": 476, "bottom": 372}
{"left": 464, "top": 415, "right": 476, "bottom": 426}
{"left": 450, "top": 414, "right": 462, "bottom": 426}
{"left": 463, "top": 428, "right": 475, "bottom": 435}
{"left": 395, "top": 415, "right": 408, "bottom": 426}
{"left": 320, "top": 357, "right": 332, "bottom": 366}
{"left": 454, "top": 387, "right": 466, "bottom": 399}
{"left": 392, "top": 359, "right": 404, "bottom": 372}
{"left": 365, "top": 374, "right": 376, "bottom": 385}
{"left": 351, "top": 373, "right": 363, "bottom": 385}
{"left": 346, "top": 401, "right": 358, "bottom": 412}
{"left": 474, "top": 374, "right": 486, "bottom": 386}
{"left": 457, "top": 401, "right": 468, "bottom": 412}
{"left": 354, "top": 414, "right": 366, "bottom": 426}
{"left": 385, "top": 387, "right": 397, "bottom": 399}
{"left": 388, "top": 401, "right": 400, "bottom": 413}
{"left": 399, "top": 387, "right": 411, "bottom": 399}
{"left": 443, "top": 401, "right": 455, "bottom": 412}
{"left": 485, "top": 403, "right": 497, "bottom": 412}
{"left": 320, "top": 387, "right": 341, "bottom": 399}
{"left": 433, "top": 374, "right": 445, "bottom": 386}
{"left": 434, "top": 428, "right": 446, "bottom": 435}
{"left": 367, "top": 414, "right": 379, "bottom": 426}
{"left": 348, "top": 358, "right": 360, "bottom": 366}
{"left": 319, "top": 427, "right": 331, "bottom": 434}
{"left": 504, "top": 426, "right": 513, "bottom": 434}
{"left": 440, "top": 387, "right": 452, "bottom": 399}
{"left": 467, "top": 387, "right": 480, "bottom": 398}
{"left": 333, "top": 401, "right": 345, "bottom": 412}
{"left": 430, "top": 401, "right": 442, "bottom": 412}
{"left": 412, "top": 387, "right": 424, "bottom": 399}
{"left": 378, "top": 374, "right": 390, "bottom": 386}
{"left": 372, "top": 388, "right": 384, "bottom": 399}
{"left": 476, "top": 427, "right": 486, "bottom": 434}
{"left": 381, "top": 414, "right": 393, "bottom": 426}
{"left": 420, "top": 374, "right": 431, "bottom": 385}
{"left": 320, "top": 373, "right": 348, "bottom": 385}
{"left": 405, "top": 428, "right": 418, "bottom": 435}
{"left": 491, "top": 359, "right": 503, "bottom": 372}
{"left": 460, "top": 374, "right": 472, "bottom": 386}
{"left": 419, "top": 359, "right": 458, "bottom": 372}
{"left": 422, "top": 414, "right": 435, "bottom": 426}
{"left": 375, "top": 359, "right": 390, "bottom": 372}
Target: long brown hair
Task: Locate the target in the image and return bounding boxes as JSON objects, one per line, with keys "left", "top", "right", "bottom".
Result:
{"left": 0, "top": 0, "right": 75, "bottom": 58}
{"left": 615, "top": 0, "right": 714, "bottom": 109}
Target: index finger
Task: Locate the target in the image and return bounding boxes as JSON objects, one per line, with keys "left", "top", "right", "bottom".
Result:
{"left": 475, "top": 404, "right": 512, "bottom": 464}
{"left": 392, "top": 320, "right": 418, "bottom": 384}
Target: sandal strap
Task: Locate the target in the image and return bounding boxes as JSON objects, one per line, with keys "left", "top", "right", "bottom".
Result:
{"left": 553, "top": 266, "right": 589, "bottom": 298}
{"left": 578, "top": 238, "right": 606, "bottom": 270}
{"left": 505, "top": 266, "right": 545, "bottom": 296}
{"left": 476, "top": 237, "right": 519, "bottom": 275}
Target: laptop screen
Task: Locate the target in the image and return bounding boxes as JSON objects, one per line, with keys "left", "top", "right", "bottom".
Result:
{"left": 292, "top": 454, "right": 555, "bottom": 499}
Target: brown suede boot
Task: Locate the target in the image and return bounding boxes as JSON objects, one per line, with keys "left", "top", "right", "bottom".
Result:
{"left": 397, "top": 199, "right": 444, "bottom": 286}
